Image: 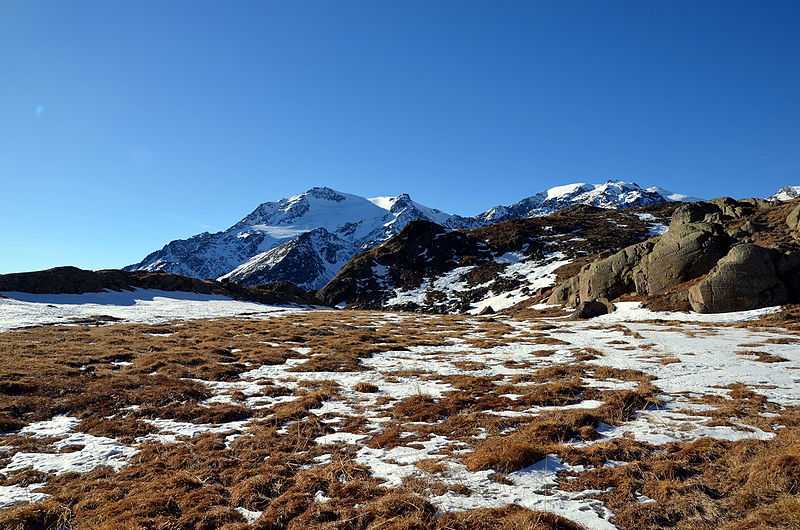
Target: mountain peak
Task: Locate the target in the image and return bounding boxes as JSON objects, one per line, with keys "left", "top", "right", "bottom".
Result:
{"left": 301, "top": 187, "right": 347, "bottom": 201}
{"left": 478, "top": 180, "right": 695, "bottom": 223}
{"left": 769, "top": 186, "right": 800, "bottom": 201}
{"left": 126, "top": 181, "right": 697, "bottom": 291}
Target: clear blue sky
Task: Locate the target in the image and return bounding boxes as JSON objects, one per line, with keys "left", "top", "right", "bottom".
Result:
{"left": 1, "top": 1, "right": 799, "bottom": 273}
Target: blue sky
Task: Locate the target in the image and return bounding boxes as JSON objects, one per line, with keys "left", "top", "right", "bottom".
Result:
{"left": 1, "top": 1, "right": 799, "bottom": 273}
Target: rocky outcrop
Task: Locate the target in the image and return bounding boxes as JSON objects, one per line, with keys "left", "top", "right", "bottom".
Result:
{"left": 547, "top": 198, "right": 800, "bottom": 314}
{"left": 641, "top": 222, "right": 729, "bottom": 294}
{"left": 547, "top": 241, "right": 654, "bottom": 307}
{"left": 688, "top": 244, "right": 788, "bottom": 313}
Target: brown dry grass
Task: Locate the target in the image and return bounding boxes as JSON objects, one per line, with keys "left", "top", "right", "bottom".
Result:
{"left": 2, "top": 308, "right": 798, "bottom": 529}
{"left": 559, "top": 406, "right": 800, "bottom": 530}
{"left": 463, "top": 381, "right": 661, "bottom": 473}
{"left": 737, "top": 350, "right": 789, "bottom": 363}
{"left": 352, "top": 382, "right": 380, "bottom": 393}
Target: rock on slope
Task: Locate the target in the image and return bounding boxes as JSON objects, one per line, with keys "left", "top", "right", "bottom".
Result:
{"left": 318, "top": 203, "right": 680, "bottom": 313}
{"left": 547, "top": 197, "right": 800, "bottom": 313}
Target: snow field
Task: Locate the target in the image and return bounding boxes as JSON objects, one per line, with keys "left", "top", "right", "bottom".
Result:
{"left": 0, "top": 289, "right": 305, "bottom": 332}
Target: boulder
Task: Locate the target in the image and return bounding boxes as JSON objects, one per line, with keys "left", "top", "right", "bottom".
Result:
{"left": 707, "top": 197, "right": 760, "bottom": 220}
{"left": 546, "top": 241, "right": 653, "bottom": 307}
{"left": 688, "top": 244, "right": 788, "bottom": 313}
{"left": 576, "top": 241, "right": 653, "bottom": 303}
{"left": 572, "top": 299, "right": 615, "bottom": 319}
{"left": 669, "top": 202, "right": 725, "bottom": 228}
{"left": 643, "top": 222, "right": 728, "bottom": 294}
{"left": 547, "top": 276, "right": 579, "bottom": 306}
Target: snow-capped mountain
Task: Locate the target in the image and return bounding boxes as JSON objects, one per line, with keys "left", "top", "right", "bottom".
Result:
{"left": 127, "top": 181, "right": 698, "bottom": 289}
{"left": 769, "top": 186, "right": 800, "bottom": 201}
{"left": 126, "top": 187, "right": 479, "bottom": 288}
{"left": 219, "top": 228, "right": 357, "bottom": 290}
{"left": 477, "top": 181, "right": 699, "bottom": 223}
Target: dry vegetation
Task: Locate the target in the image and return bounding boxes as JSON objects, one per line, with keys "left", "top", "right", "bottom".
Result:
{"left": 1, "top": 310, "right": 799, "bottom": 529}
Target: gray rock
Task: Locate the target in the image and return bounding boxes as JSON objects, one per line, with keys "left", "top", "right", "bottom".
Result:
{"left": 572, "top": 299, "right": 615, "bottom": 319}
{"left": 688, "top": 244, "right": 788, "bottom": 313}
{"left": 547, "top": 241, "right": 654, "bottom": 306}
{"left": 707, "top": 197, "right": 759, "bottom": 220}
{"left": 669, "top": 202, "right": 725, "bottom": 228}
{"left": 786, "top": 203, "right": 800, "bottom": 232}
{"left": 642, "top": 222, "right": 728, "bottom": 294}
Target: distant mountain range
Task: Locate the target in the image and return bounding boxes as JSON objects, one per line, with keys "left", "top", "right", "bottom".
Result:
{"left": 769, "top": 186, "right": 800, "bottom": 201}
{"left": 125, "top": 181, "right": 701, "bottom": 289}
{"left": 477, "top": 181, "right": 699, "bottom": 222}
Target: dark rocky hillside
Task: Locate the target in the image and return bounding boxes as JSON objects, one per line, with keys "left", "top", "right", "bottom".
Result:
{"left": 318, "top": 202, "right": 680, "bottom": 312}
{"left": 0, "top": 267, "right": 320, "bottom": 307}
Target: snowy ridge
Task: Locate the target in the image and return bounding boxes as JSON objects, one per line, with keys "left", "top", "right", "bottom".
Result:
{"left": 127, "top": 187, "right": 479, "bottom": 287}
{"left": 768, "top": 186, "right": 800, "bottom": 201}
{"left": 478, "top": 180, "right": 699, "bottom": 222}
{"left": 219, "top": 228, "right": 357, "bottom": 290}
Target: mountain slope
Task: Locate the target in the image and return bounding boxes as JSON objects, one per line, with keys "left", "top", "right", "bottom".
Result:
{"left": 126, "top": 187, "right": 479, "bottom": 286}
{"left": 769, "top": 186, "right": 800, "bottom": 201}
{"left": 318, "top": 202, "right": 680, "bottom": 313}
{"left": 127, "top": 181, "right": 697, "bottom": 289}
{"left": 0, "top": 266, "right": 319, "bottom": 306}
{"left": 219, "top": 228, "right": 357, "bottom": 290}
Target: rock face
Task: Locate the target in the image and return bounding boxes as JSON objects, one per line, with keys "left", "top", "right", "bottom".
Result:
{"left": 547, "top": 197, "right": 800, "bottom": 314}
{"left": 787, "top": 204, "right": 800, "bottom": 232}
{"left": 547, "top": 241, "right": 655, "bottom": 307}
{"left": 688, "top": 244, "right": 788, "bottom": 313}
{"left": 642, "top": 222, "right": 729, "bottom": 294}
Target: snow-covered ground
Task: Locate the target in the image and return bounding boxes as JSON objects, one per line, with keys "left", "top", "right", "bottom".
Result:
{"left": 2, "top": 304, "right": 798, "bottom": 527}
{"left": 0, "top": 289, "right": 305, "bottom": 331}
{"left": 384, "top": 252, "right": 571, "bottom": 314}
{"left": 468, "top": 252, "right": 570, "bottom": 314}
{"left": 591, "top": 301, "right": 782, "bottom": 323}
